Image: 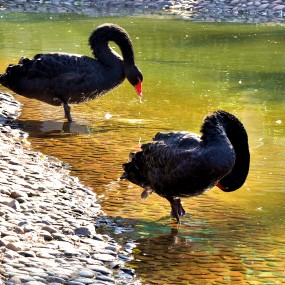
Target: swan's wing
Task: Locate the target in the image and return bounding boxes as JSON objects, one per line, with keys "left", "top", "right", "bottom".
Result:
{"left": 141, "top": 141, "right": 205, "bottom": 188}
{"left": 142, "top": 131, "right": 200, "bottom": 168}
{"left": 1, "top": 53, "right": 91, "bottom": 83}
{"left": 24, "top": 53, "right": 95, "bottom": 78}
{"left": 152, "top": 131, "right": 201, "bottom": 149}
{"left": 122, "top": 132, "right": 202, "bottom": 191}
{"left": 125, "top": 130, "right": 230, "bottom": 197}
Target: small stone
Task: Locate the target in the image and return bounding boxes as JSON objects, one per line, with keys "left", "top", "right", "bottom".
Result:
{"left": 9, "top": 274, "right": 36, "bottom": 283}
{"left": 1, "top": 233, "right": 19, "bottom": 242}
{"left": 4, "top": 199, "right": 21, "bottom": 210}
{"left": 75, "top": 225, "right": 96, "bottom": 237}
{"left": 7, "top": 276, "right": 22, "bottom": 284}
{"left": 10, "top": 190, "right": 28, "bottom": 199}
{"left": 0, "top": 239, "right": 7, "bottom": 247}
{"left": 40, "top": 230, "right": 53, "bottom": 241}
{"left": 51, "top": 232, "right": 67, "bottom": 241}
{"left": 87, "top": 264, "right": 112, "bottom": 275}
{"left": 77, "top": 269, "right": 95, "bottom": 278}
{"left": 18, "top": 222, "right": 36, "bottom": 233}
{"left": 47, "top": 276, "right": 66, "bottom": 283}
{"left": 24, "top": 281, "right": 46, "bottom": 285}
{"left": 3, "top": 248, "right": 21, "bottom": 259}
{"left": 41, "top": 225, "right": 57, "bottom": 234}
{"left": 6, "top": 242, "right": 30, "bottom": 251}
{"left": 96, "top": 274, "right": 116, "bottom": 283}
{"left": 13, "top": 226, "right": 25, "bottom": 234}
{"left": 16, "top": 197, "right": 27, "bottom": 203}
{"left": 18, "top": 250, "right": 36, "bottom": 257}
{"left": 121, "top": 267, "right": 136, "bottom": 276}
{"left": 92, "top": 254, "right": 116, "bottom": 262}
{"left": 73, "top": 278, "right": 95, "bottom": 285}
{"left": 67, "top": 282, "right": 86, "bottom": 285}
{"left": 118, "top": 254, "right": 132, "bottom": 262}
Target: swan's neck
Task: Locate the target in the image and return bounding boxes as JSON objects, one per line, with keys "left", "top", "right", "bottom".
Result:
{"left": 202, "top": 110, "right": 250, "bottom": 191}
{"left": 89, "top": 25, "right": 135, "bottom": 66}
{"left": 201, "top": 111, "right": 247, "bottom": 144}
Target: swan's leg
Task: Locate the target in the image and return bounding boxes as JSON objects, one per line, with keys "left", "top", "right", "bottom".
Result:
{"left": 167, "top": 197, "right": 186, "bottom": 223}
{"left": 55, "top": 93, "right": 73, "bottom": 122}
{"left": 63, "top": 103, "right": 73, "bottom": 122}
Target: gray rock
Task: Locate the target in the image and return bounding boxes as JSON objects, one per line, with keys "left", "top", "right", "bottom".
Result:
{"left": 6, "top": 241, "right": 31, "bottom": 251}
{"left": 40, "top": 230, "right": 53, "bottom": 241}
{"left": 8, "top": 274, "right": 36, "bottom": 283}
{"left": 51, "top": 232, "right": 68, "bottom": 241}
{"left": 73, "top": 278, "right": 95, "bottom": 284}
{"left": 25, "top": 281, "right": 46, "bottom": 285}
{"left": 96, "top": 274, "right": 116, "bottom": 283}
{"left": 78, "top": 269, "right": 95, "bottom": 278}
{"left": 92, "top": 254, "right": 116, "bottom": 262}
{"left": 10, "top": 190, "right": 28, "bottom": 199}
{"left": 47, "top": 276, "right": 66, "bottom": 283}
{"left": 86, "top": 264, "right": 112, "bottom": 276}
{"left": 75, "top": 225, "right": 96, "bottom": 237}
{"left": 18, "top": 250, "right": 37, "bottom": 257}
{"left": 41, "top": 225, "right": 57, "bottom": 233}
{"left": 67, "top": 282, "right": 86, "bottom": 285}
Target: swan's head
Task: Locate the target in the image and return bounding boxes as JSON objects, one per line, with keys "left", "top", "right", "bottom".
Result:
{"left": 125, "top": 65, "right": 143, "bottom": 98}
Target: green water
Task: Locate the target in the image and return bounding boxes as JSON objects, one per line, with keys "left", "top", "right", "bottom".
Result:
{"left": 1, "top": 13, "right": 285, "bottom": 284}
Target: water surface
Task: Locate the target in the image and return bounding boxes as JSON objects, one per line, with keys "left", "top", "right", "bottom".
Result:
{"left": 0, "top": 13, "right": 285, "bottom": 284}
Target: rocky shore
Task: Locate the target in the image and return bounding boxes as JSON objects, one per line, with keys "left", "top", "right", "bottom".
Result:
{"left": 0, "top": 91, "right": 139, "bottom": 285}
{"left": 0, "top": 0, "right": 285, "bottom": 23}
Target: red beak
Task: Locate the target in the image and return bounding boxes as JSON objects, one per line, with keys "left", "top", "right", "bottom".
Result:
{"left": 216, "top": 181, "right": 230, "bottom": 192}
{"left": 216, "top": 182, "right": 224, "bottom": 190}
{"left": 134, "top": 79, "right": 142, "bottom": 98}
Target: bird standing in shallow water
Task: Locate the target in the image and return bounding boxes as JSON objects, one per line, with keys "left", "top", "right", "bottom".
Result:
{"left": 0, "top": 23, "right": 143, "bottom": 122}
{"left": 121, "top": 110, "right": 250, "bottom": 223}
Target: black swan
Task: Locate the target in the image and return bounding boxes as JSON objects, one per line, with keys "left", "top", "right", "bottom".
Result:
{"left": 121, "top": 110, "right": 250, "bottom": 223}
{"left": 0, "top": 23, "right": 143, "bottom": 122}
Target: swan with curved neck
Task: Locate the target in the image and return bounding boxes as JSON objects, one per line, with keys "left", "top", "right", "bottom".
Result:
{"left": 121, "top": 110, "right": 250, "bottom": 223}
{"left": 0, "top": 23, "right": 143, "bottom": 122}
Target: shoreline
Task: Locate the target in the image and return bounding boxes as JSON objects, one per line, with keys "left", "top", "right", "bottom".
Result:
{"left": 0, "top": 91, "right": 139, "bottom": 284}
{"left": 0, "top": 0, "right": 285, "bottom": 23}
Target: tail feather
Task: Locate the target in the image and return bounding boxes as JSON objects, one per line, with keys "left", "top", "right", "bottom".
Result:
{"left": 121, "top": 151, "right": 149, "bottom": 188}
{"left": 0, "top": 73, "right": 8, "bottom": 86}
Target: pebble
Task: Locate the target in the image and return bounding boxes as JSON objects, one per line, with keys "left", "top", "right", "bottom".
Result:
{"left": 0, "top": 92, "right": 140, "bottom": 284}
{"left": 0, "top": 0, "right": 285, "bottom": 22}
